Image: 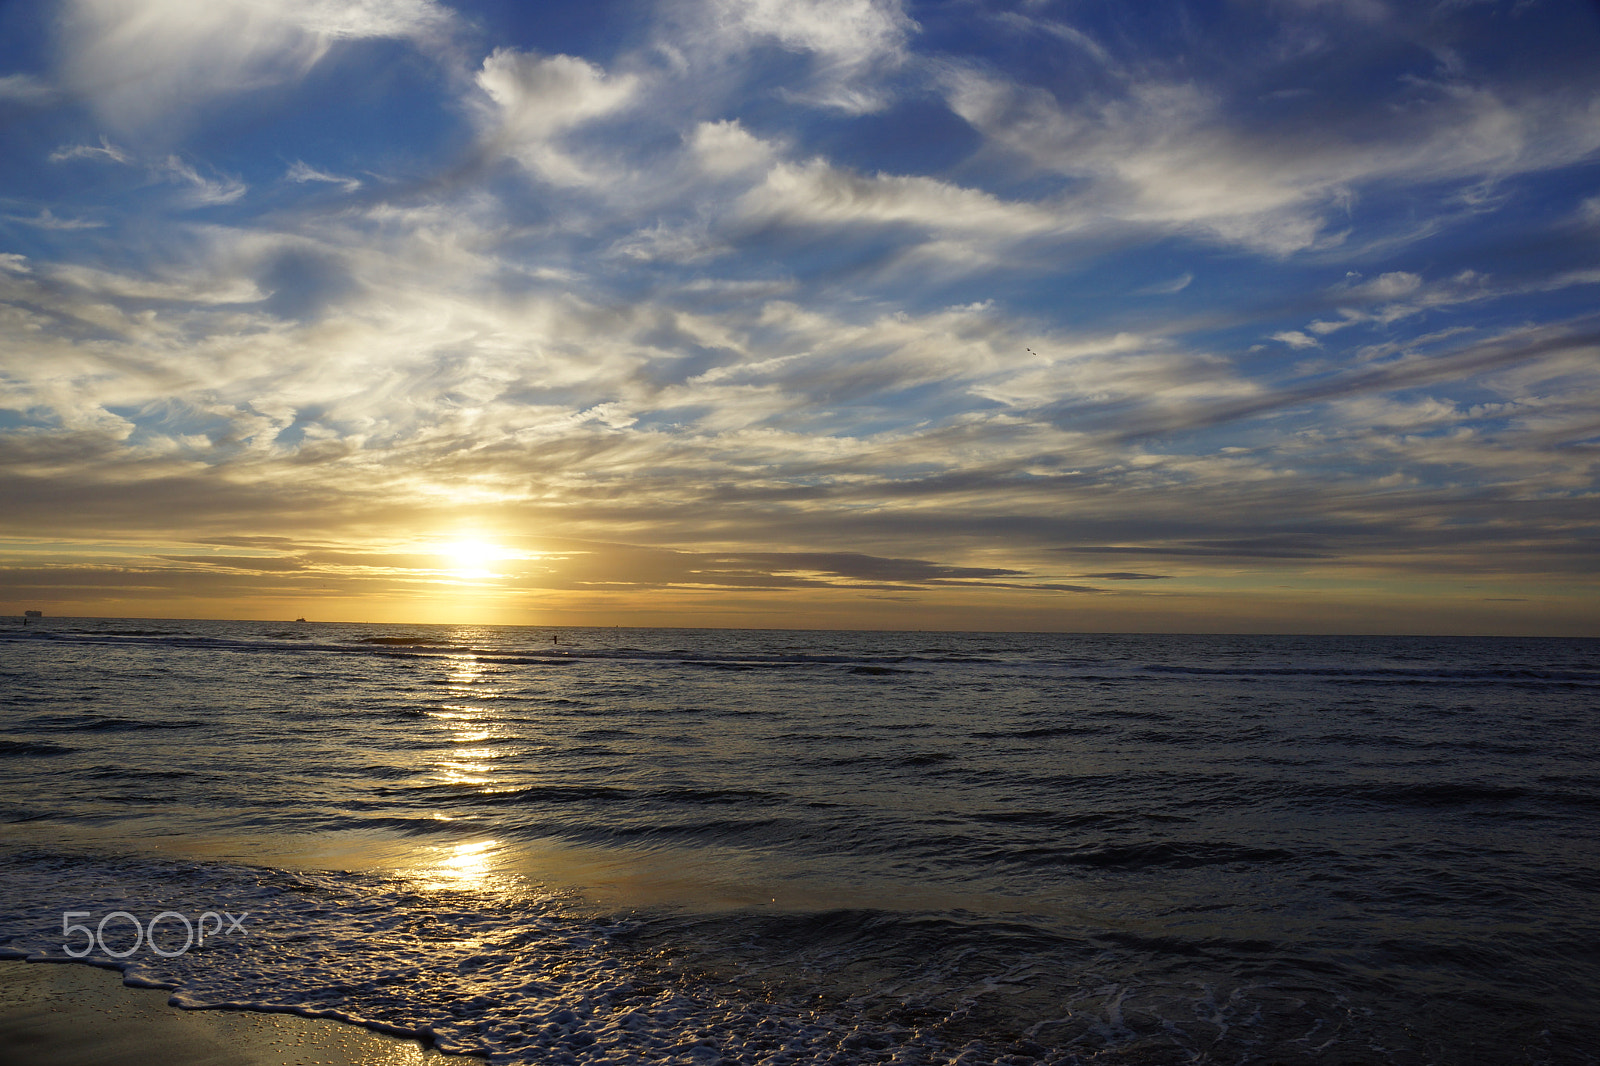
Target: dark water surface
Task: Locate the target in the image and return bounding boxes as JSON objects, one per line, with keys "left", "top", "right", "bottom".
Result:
{"left": 2, "top": 620, "right": 1597, "bottom": 1064}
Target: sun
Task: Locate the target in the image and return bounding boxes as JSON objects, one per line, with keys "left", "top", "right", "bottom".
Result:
{"left": 439, "top": 538, "right": 504, "bottom": 579}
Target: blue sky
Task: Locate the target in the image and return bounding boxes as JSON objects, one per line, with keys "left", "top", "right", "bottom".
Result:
{"left": 1, "top": 0, "right": 1597, "bottom": 632}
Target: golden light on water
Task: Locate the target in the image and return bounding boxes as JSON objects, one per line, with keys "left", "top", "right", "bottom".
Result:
{"left": 444, "top": 839, "right": 496, "bottom": 878}
{"left": 445, "top": 654, "right": 489, "bottom": 687}
{"left": 433, "top": 699, "right": 504, "bottom": 784}
{"left": 406, "top": 658, "right": 517, "bottom": 890}
{"left": 413, "top": 839, "right": 503, "bottom": 891}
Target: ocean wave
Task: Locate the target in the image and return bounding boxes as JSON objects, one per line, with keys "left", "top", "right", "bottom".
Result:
{"left": 0, "top": 739, "right": 74, "bottom": 756}
{"left": 1142, "top": 663, "right": 1600, "bottom": 683}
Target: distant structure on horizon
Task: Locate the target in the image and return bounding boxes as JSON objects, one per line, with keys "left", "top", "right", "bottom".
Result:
{"left": 24, "top": 610, "right": 41, "bottom": 618}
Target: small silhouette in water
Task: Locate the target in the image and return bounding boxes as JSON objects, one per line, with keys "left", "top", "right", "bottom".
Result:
{"left": 551, "top": 633, "right": 559, "bottom": 645}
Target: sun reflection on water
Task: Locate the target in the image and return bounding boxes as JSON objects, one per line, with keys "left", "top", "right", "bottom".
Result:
{"left": 400, "top": 653, "right": 527, "bottom": 891}
{"left": 413, "top": 839, "right": 505, "bottom": 891}
{"left": 432, "top": 655, "right": 511, "bottom": 785}
{"left": 445, "top": 654, "right": 490, "bottom": 687}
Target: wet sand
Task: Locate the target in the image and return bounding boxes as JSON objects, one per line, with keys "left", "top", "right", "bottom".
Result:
{"left": 0, "top": 960, "right": 482, "bottom": 1066}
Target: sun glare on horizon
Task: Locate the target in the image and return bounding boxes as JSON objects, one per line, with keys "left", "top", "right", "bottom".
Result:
{"left": 439, "top": 539, "right": 511, "bottom": 580}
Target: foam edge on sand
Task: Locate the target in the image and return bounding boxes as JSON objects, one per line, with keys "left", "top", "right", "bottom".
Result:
{"left": 0, "top": 960, "right": 486, "bottom": 1066}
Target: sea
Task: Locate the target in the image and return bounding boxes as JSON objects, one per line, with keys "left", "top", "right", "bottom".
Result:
{"left": 1, "top": 618, "right": 1596, "bottom": 1065}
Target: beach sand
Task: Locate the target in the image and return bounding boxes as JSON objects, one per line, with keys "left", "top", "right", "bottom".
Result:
{"left": 0, "top": 961, "right": 482, "bottom": 1066}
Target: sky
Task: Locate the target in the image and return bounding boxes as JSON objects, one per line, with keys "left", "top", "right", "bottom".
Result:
{"left": 1, "top": 0, "right": 1598, "bottom": 633}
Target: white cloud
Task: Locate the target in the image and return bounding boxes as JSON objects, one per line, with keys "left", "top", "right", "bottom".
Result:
{"left": 49, "top": 137, "right": 132, "bottom": 165}
{"left": 1308, "top": 309, "right": 1367, "bottom": 335}
{"left": 690, "top": 120, "right": 777, "bottom": 176}
{"left": 58, "top": 0, "right": 453, "bottom": 133}
{"left": 3, "top": 209, "right": 106, "bottom": 230}
{"left": 609, "top": 222, "right": 724, "bottom": 264}
{"left": 736, "top": 158, "right": 1061, "bottom": 240}
{"left": 946, "top": 73, "right": 1335, "bottom": 254}
{"left": 475, "top": 49, "right": 638, "bottom": 185}
{"left": 44, "top": 262, "right": 264, "bottom": 304}
{"left": 0, "top": 73, "right": 55, "bottom": 103}
{"left": 1542, "top": 267, "right": 1600, "bottom": 290}
{"left": 1295, "top": 266, "right": 1600, "bottom": 343}
{"left": 1002, "top": 14, "right": 1116, "bottom": 69}
{"left": 48, "top": 139, "right": 245, "bottom": 205}
{"left": 1136, "top": 272, "right": 1193, "bottom": 295}
{"left": 158, "top": 156, "right": 248, "bottom": 205}
{"left": 711, "top": 0, "right": 911, "bottom": 68}
{"left": 286, "top": 161, "right": 363, "bottom": 192}
{"left": 946, "top": 66, "right": 1600, "bottom": 256}
{"left": 1272, "top": 330, "right": 1320, "bottom": 349}
{"left": 277, "top": 0, "right": 451, "bottom": 37}
{"left": 702, "top": 0, "right": 915, "bottom": 112}
{"left": 968, "top": 332, "right": 1254, "bottom": 414}
{"left": 1348, "top": 271, "right": 1422, "bottom": 300}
